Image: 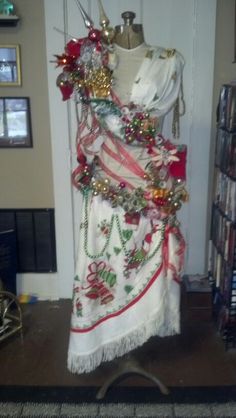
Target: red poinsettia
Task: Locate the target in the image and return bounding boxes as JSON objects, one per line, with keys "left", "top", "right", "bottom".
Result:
{"left": 65, "top": 38, "right": 84, "bottom": 56}
{"left": 169, "top": 146, "right": 187, "bottom": 180}
{"left": 54, "top": 53, "right": 75, "bottom": 67}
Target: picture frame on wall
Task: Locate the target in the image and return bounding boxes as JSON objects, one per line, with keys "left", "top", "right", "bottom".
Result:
{"left": 0, "top": 45, "right": 21, "bottom": 86}
{"left": 0, "top": 97, "right": 33, "bottom": 148}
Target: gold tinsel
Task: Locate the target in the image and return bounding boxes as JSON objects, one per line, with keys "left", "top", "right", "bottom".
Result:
{"left": 85, "top": 67, "right": 112, "bottom": 98}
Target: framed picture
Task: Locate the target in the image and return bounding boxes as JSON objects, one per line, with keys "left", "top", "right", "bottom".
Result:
{"left": 0, "top": 97, "right": 33, "bottom": 148}
{"left": 0, "top": 45, "right": 21, "bottom": 86}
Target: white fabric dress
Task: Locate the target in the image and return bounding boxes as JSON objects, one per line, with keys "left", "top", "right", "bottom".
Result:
{"left": 68, "top": 43, "right": 186, "bottom": 374}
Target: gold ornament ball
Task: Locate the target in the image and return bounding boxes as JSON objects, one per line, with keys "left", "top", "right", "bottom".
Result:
{"left": 101, "top": 26, "right": 115, "bottom": 44}
{"left": 173, "top": 201, "right": 181, "bottom": 210}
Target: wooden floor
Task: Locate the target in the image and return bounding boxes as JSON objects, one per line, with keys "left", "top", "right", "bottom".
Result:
{"left": 1, "top": 289, "right": 236, "bottom": 389}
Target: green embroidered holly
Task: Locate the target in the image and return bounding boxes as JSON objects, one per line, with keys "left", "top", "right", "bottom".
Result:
{"left": 124, "top": 285, "right": 133, "bottom": 294}
{"left": 113, "top": 247, "right": 122, "bottom": 255}
{"left": 122, "top": 229, "right": 133, "bottom": 241}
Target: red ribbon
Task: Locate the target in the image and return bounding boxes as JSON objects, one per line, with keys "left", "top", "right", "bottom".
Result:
{"left": 162, "top": 224, "right": 185, "bottom": 282}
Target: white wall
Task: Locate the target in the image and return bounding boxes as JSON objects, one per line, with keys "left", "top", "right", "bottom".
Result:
{"left": 44, "top": 0, "right": 217, "bottom": 298}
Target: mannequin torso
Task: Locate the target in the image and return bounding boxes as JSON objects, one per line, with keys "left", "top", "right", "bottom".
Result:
{"left": 113, "top": 42, "right": 148, "bottom": 103}
{"left": 114, "top": 11, "right": 145, "bottom": 50}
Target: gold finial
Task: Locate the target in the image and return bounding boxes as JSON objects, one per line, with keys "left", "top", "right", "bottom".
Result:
{"left": 97, "top": 0, "right": 115, "bottom": 44}
{"left": 97, "top": 0, "right": 109, "bottom": 28}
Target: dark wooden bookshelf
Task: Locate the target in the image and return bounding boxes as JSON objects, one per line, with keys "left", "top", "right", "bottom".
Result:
{"left": 209, "top": 83, "right": 236, "bottom": 348}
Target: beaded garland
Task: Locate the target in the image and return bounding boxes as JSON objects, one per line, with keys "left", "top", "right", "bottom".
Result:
{"left": 72, "top": 135, "right": 188, "bottom": 217}
{"left": 81, "top": 189, "right": 166, "bottom": 267}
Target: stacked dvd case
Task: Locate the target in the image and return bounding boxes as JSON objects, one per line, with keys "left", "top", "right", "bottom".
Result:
{"left": 209, "top": 83, "right": 236, "bottom": 349}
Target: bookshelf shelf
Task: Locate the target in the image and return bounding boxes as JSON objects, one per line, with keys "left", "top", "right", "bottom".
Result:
{"left": 209, "top": 84, "right": 236, "bottom": 349}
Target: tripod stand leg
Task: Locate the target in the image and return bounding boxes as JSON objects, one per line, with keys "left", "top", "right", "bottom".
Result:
{"left": 96, "top": 361, "right": 169, "bottom": 400}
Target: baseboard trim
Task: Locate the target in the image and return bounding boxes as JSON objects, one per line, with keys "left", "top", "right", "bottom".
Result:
{"left": 16, "top": 273, "right": 59, "bottom": 300}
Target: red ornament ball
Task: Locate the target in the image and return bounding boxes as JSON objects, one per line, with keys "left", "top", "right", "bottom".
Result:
{"left": 88, "top": 29, "right": 101, "bottom": 42}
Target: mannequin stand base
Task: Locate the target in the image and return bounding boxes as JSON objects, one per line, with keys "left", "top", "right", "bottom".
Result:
{"left": 96, "top": 358, "right": 169, "bottom": 400}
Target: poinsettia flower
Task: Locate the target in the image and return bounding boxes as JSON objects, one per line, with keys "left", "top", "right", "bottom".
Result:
{"left": 66, "top": 38, "right": 84, "bottom": 57}
{"left": 152, "top": 146, "right": 180, "bottom": 167}
{"left": 54, "top": 53, "right": 75, "bottom": 67}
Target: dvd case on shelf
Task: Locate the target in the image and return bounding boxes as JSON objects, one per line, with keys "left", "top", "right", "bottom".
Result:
{"left": 219, "top": 84, "right": 236, "bottom": 132}
{"left": 210, "top": 83, "right": 236, "bottom": 348}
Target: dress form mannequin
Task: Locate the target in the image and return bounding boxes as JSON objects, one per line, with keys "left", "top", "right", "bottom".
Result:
{"left": 112, "top": 11, "right": 165, "bottom": 137}
{"left": 96, "top": 12, "right": 169, "bottom": 400}
{"left": 114, "top": 11, "right": 144, "bottom": 49}
{"left": 62, "top": 2, "right": 186, "bottom": 401}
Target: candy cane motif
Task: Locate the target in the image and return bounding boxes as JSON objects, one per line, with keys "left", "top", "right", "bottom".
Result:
{"left": 83, "top": 261, "right": 115, "bottom": 305}
{"left": 162, "top": 224, "right": 185, "bottom": 282}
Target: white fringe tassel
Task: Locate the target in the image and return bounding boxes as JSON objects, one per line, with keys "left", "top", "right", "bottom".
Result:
{"left": 67, "top": 312, "right": 179, "bottom": 374}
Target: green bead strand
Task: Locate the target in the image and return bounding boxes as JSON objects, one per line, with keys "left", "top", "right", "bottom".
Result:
{"left": 82, "top": 190, "right": 167, "bottom": 265}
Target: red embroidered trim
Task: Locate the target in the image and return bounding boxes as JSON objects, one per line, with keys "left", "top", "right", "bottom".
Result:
{"left": 71, "top": 262, "right": 167, "bottom": 333}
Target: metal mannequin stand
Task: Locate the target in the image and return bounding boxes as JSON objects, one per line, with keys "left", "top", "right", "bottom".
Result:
{"left": 0, "top": 291, "right": 23, "bottom": 343}
{"left": 96, "top": 356, "right": 169, "bottom": 399}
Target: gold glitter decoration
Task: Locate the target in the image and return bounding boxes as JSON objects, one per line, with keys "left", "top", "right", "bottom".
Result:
{"left": 151, "top": 188, "right": 169, "bottom": 199}
{"left": 85, "top": 67, "right": 112, "bottom": 98}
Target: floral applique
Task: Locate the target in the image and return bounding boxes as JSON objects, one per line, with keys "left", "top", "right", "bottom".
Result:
{"left": 72, "top": 276, "right": 83, "bottom": 317}
{"left": 124, "top": 212, "right": 140, "bottom": 226}
{"left": 153, "top": 145, "right": 179, "bottom": 167}
{"left": 75, "top": 298, "right": 83, "bottom": 316}
{"left": 98, "top": 220, "right": 111, "bottom": 237}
